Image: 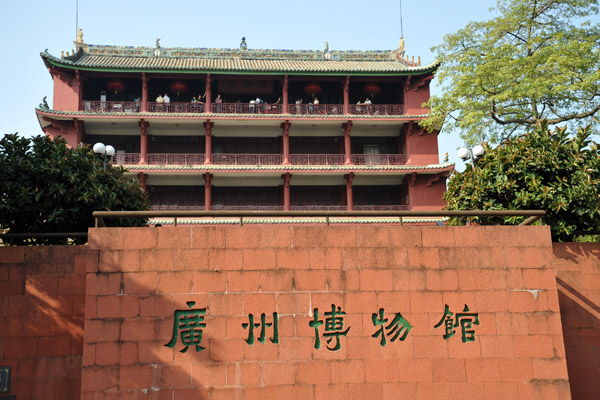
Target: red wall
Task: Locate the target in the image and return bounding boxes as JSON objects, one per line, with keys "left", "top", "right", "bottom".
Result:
{"left": 552, "top": 243, "right": 600, "bottom": 400}
{"left": 406, "top": 131, "right": 440, "bottom": 165}
{"left": 5, "top": 229, "right": 596, "bottom": 399}
{"left": 0, "top": 246, "right": 87, "bottom": 399}
{"left": 80, "top": 225, "right": 570, "bottom": 399}
{"left": 51, "top": 71, "right": 80, "bottom": 112}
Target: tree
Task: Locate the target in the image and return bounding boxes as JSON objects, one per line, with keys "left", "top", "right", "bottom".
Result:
{"left": 422, "top": 0, "right": 600, "bottom": 145}
{"left": 0, "top": 134, "right": 149, "bottom": 245}
{"left": 444, "top": 124, "right": 600, "bottom": 241}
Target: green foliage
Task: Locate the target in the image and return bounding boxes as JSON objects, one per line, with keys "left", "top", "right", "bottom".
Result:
{"left": 422, "top": 0, "right": 600, "bottom": 145}
{"left": 445, "top": 124, "right": 600, "bottom": 241}
{"left": 0, "top": 134, "right": 149, "bottom": 245}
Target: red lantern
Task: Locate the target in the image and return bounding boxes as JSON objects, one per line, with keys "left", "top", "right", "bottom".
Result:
{"left": 304, "top": 83, "right": 322, "bottom": 97}
{"left": 169, "top": 81, "right": 189, "bottom": 95}
{"left": 364, "top": 84, "right": 381, "bottom": 98}
{"left": 107, "top": 80, "right": 125, "bottom": 94}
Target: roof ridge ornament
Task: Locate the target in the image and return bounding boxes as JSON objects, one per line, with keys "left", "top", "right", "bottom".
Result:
{"left": 154, "top": 38, "right": 162, "bottom": 57}
{"left": 324, "top": 41, "right": 331, "bottom": 60}
{"left": 240, "top": 37, "right": 248, "bottom": 51}
{"left": 397, "top": 37, "right": 405, "bottom": 60}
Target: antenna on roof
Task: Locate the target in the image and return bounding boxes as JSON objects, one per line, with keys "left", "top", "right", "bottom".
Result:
{"left": 399, "top": 0, "right": 404, "bottom": 39}
{"left": 75, "top": 0, "right": 79, "bottom": 38}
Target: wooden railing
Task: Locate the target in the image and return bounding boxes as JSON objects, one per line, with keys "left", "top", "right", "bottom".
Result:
{"left": 147, "top": 153, "right": 206, "bottom": 165}
{"left": 148, "top": 102, "right": 205, "bottom": 113}
{"left": 83, "top": 100, "right": 140, "bottom": 113}
{"left": 113, "top": 153, "right": 407, "bottom": 166}
{"left": 349, "top": 104, "right": 404, "bottom": 115}
{"left": 351, "top": 154, "right": 408, "bottom": 165}
{"left": 81, "top": 100, "right": 405, "bottom": 116}
{"left": 211, "top": 154, "right": 283, "bottom": 165}
{"left": 148, "top": 205, "right": 411, "bottom": 212}
{"left": 113, "top": 153, "right": 140, "bottom": 164}
{"left": 287, "top": 104, "right": 344, "bottom": 115}
{"left": 289, "top": 154, "right": 346, "bottom": 165}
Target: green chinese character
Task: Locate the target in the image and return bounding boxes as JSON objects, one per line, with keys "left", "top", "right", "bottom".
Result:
{"left": 455, "top": 305, "right": 480, "bottom": 343}
{"left": 323, "top": 304, "right": 350, "bottom": 351}
{"left": 165, "top": 301, "right": 207, "bottom": 353}
{"left": 372, "top": 308, "right": 412, "bottom": 346}
{"left": 242, "top": 312, "right": 279, "bottom": 345}
{"left": 434, "top": 304, "right": 479, "bottom": 342}
{"left": 309, "top": 308, "right": 324, "bottom": 349}
{"left": 433, "top": 304, "right": 455, "bottom": 339}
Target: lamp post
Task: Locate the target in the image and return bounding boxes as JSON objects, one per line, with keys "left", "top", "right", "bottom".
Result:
{"left": 93, "top": 142, "right": 115, "bottom": 170}
{"left": 457, "top": 145, "right": 485, "bottom": 168}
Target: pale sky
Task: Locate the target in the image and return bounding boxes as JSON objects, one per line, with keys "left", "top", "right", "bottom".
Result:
{"left": 0, "top": 0, "right": 578, "bottom": 169}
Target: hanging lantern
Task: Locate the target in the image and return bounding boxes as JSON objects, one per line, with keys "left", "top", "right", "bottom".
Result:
{"left": 364, "top": 84, "right": 381, "bottom": 98}
{"left": 169, "top": 80, "right": 189, "bottom": 96}
{"left": 169, "top": 81, "right": 189, "bottom": 101}
{"left": 304, "top": 83, "right": 322, "bottom": 98}
{"left": 107, "top": 80, "right": 125, "bottom": 94}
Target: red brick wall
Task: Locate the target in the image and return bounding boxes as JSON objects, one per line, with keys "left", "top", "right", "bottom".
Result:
{"left": 552, "top": 243, "right": 600, "bottom": 400}
{"left": 0, "top": 246, "right": 87, "bottom": 399}
{"left": 82, "top": 225, "right": 570, "bottom": 399}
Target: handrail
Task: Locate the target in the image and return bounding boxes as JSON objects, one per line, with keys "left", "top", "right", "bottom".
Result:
{"left": 93, "top": 210, "right": 546, "bottom": 228}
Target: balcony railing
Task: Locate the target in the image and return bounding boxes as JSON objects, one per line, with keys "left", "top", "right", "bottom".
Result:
{"left": 288, "top": 104, "right": 344, "bottom": 115}
{"left": 148, "top": 102, "right": 205, "bottom": 113}
{"left": 210, "top": 103, "right": 284, "bottom": 114}
{"left": 83, "top": 100, "right": 141, "bottom": 113}
{"left": 211, "top": 154, "right": 283, "bottom": 165}
{"left": 81, "top": 100, "right": 405, "bottom": 115}
{"left": 351, "top": 154, "right": 407, "bottom": 165}
{"left": 289, "top": 154, "right": 345, "bottom": 165}
{"left": 113, "top": 153, "right": 140, "bottom": 164}
{"left": 150, "top": 205, "right": 205, "bottom": 211}
{"left": 349, "top": 104, "right": 404, "bottom": 115}
{"left": 147, "top": 154, "right": 206, "bottom": 165}
{"left": 148, "top": 205, "right": 410, "bottom": 211}
{"left": 113, "top": 153, "right": 407, "bottom": 166}
{"left": 211, "top": 205, "right": 285, "bottom": 211}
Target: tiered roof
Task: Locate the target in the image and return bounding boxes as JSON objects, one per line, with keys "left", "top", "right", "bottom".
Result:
{"left": 41, "top": 42, "right": 439, "bottom": 75}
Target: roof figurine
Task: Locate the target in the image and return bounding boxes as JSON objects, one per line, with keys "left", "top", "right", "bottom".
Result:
{"left": 76, "top": 28, "right": 84, "bottom": 44}
{"left": 155, "top": 38, "right": 161, "bottom": 49}
{"left": 38, "top": 96, "right": 49, "bottom": 109}
{"left": 240, "top": 37, "right": 248, "bottom": 51}
{"left": 397, "top": 37, "right": 405, "bottom": 59}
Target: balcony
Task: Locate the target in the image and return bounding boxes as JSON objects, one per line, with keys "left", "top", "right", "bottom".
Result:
{"left": 113, "top": 153, "right": 407, "bottom": 166}
{"left": 81, "top": 101, "right": 405, "bottom": 116}
{"left": 149, "top": 205, "right": 410, "bottom": 211}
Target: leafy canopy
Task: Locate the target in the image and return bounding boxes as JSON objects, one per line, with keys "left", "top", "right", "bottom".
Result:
{"left": 444, "top": 124, "right": 600, "bottom": 241}
{"left": 422, "top": 0, "right": 600, "bottom": 145}
{"left": 0, "top": 134, "right": 149, "bottom": 245}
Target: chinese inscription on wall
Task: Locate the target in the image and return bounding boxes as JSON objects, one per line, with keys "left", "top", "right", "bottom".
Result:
{"left": 165, "top": 303, "right": 479, "bottom": 353}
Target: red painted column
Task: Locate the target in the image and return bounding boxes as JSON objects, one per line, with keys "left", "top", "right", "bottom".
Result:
{"left": 205, "top": 74, "right": 212, "bottom": 113}
{"left": 204, "top": 173, "right": 212, "bottom": 211}
{"left": 281, "top": 120, "right": 290, "bottom": 165}
{"left": 345, "top": 173, "right": 354, "bottom": 211}
{"left": 141, "top": 73, "right": 148, "bottom": 112}
{"left": 75, "top": 70, "right": 83, "bottom": 111}
{"left": 283, "top": 75, "right": 289, "bottom": 114}
{"left": 342, "top": 121, "right": 353, "bottom": 165}
{"left": 139, "top": 119, "right": 148, "bottom": 164}
{"left": 137, "top": 172, "right": 148, "bottom": 193}
{"left": 204, "top": 120, "right": 213, "bottom": 164}
{"left": 282, "top": 173, "right": 291, "bottom": 211}
{"left": 343, "top": 75, "right": 350, "bottom": 114}
{"left": 73, "top": 118, "right": 82, "bottom": 144}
